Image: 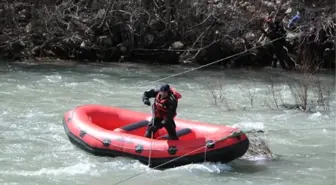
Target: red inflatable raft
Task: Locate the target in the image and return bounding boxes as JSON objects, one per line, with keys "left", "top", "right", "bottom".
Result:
{"left": 63, "top": 104, "right": 249, "bottom": 168}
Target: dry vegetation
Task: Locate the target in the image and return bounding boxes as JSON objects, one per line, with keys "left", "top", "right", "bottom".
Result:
{"left": 0, "top": 0, "right": 335, "bottom": 69}
{"left": 245, "top": 130, "right": 273, "bottom": 159}
{"left": 208, "top": 71, "right": 334, "bottom": 113}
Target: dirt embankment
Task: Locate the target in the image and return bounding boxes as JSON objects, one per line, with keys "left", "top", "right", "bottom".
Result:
{"left": 0, "top": 0, "right": 335, "bottom": 70}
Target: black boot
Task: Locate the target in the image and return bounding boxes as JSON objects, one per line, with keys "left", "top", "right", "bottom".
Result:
{"left": 165, "top": 123, "right": 179, "bottom": 140}
{"left": 144, "top": 129, "right": 152, "bottom": 138}
{"left": 144, "top": 126, "right": 157, "bottom": 138}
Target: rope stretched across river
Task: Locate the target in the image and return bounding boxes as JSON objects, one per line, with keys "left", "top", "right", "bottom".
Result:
{"left": 111, "top": 128, "right": 251, "bottom": 185}
{"left": 138, "top": 36, "right": 286, "bottom": 88}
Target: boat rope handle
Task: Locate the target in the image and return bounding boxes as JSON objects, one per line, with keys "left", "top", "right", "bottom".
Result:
{"left": 73, "top": 125, "right": 336, "bottom": 152}
{"left": 138, "top": 36, "right": 286, "bottom": 88}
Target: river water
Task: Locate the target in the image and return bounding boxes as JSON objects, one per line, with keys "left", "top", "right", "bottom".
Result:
{"left": 0, "top": 61, "right": 335, "bottom": 185}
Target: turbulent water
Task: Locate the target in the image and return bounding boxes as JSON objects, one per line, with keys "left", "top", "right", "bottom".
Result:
{"left": 0, "top": 62, "right": 335, "bottom": 185}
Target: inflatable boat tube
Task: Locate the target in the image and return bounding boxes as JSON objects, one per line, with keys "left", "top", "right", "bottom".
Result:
{"left": 63, "top": 104, "right": 249, "bottom": 169}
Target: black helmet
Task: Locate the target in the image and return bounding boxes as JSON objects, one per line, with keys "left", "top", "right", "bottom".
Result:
{"left": 160, "top": 84, "right": 170, "bottom": 92}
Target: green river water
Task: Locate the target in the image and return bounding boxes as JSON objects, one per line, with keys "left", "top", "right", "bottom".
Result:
{"left": 0, "top": 62, "right": 335, "bottom": 185}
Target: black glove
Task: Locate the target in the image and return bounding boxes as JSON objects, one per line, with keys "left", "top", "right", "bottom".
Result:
{"left": 143, "top": 99, "right": 151, "bottom": 106}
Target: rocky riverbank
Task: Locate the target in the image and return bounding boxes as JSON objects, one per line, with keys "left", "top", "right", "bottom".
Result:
{"left": 0, "top": 0, "right": 335, "bottom": 70}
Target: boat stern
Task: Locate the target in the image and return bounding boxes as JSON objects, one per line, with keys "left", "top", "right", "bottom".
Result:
{"left": 205, "top": 129, "right": 250, "bottom": 163}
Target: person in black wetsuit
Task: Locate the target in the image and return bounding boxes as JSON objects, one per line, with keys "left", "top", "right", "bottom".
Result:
{"left": 259, "top": 18, "right": 296, "bottom": 70}
{"left": 142, "top": 84, "right": 182, "bottom": 140}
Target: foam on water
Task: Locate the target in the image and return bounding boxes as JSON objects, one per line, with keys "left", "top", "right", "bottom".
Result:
{"left": 232, "top": 121, "right": 265, "bottom": 131}
{"left": 1, "top": 163, "right": 98, "bottom": 177}
{"left": 38, "top": 74, "right": 63, "bottom": 83}
{"left": 64, "top": 82, "right": 79, "bottom": 87}
{"left": 92, "top": 78, "right": 109, "bottom": 86}
{"left": 171, "top": 162, "right": 233, "bottom": 173}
